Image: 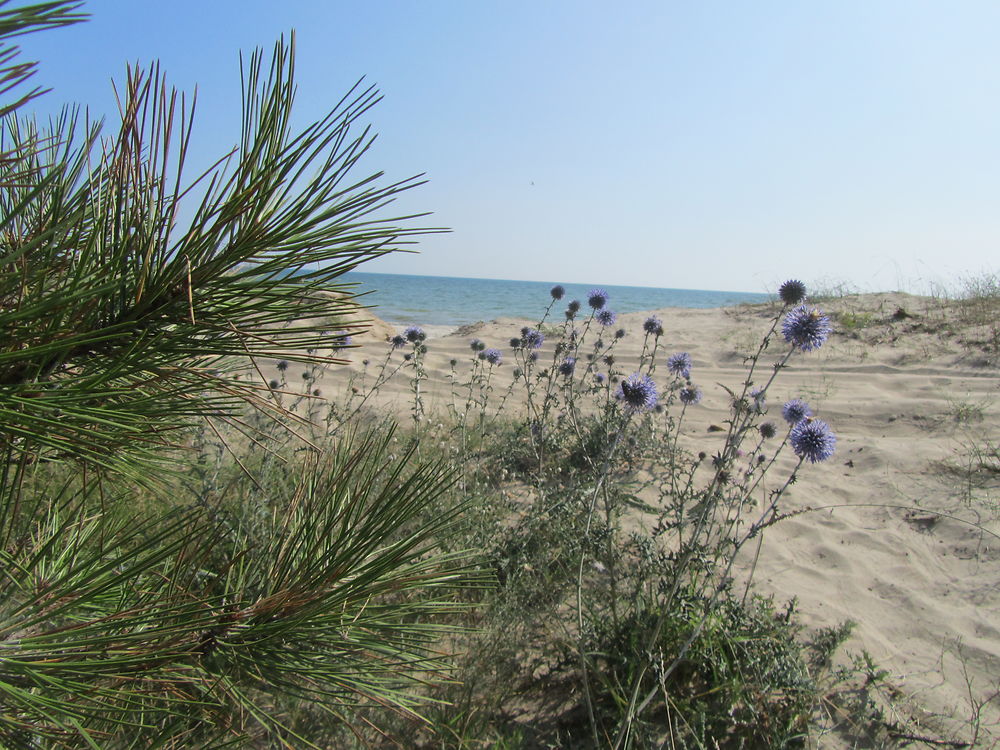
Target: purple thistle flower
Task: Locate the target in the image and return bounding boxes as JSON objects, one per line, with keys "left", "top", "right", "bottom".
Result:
{"left": 782, "top": 399, "right": 812, "bottom": 425}
{"left": 404, "top": 326, "right": 425, "bottom": 343}
{"left": 558, "top": 357, "right": 576, "bottom": 376}
{"left": 509, "top": 336, "right": 522, "bottom": 348}
{"left": 643, "top": 316, "right": 664, "bottom": 336}
{"left": 790, "top": 418, "right": 836, "bottom": 463}
{"left": 666, "top": 352, "right": 692, "bottom": 379}
{"left": 522, "top": 328, "right": 545, "bottom": 349}
{"left": 778, "top": 279, "right": 807, "bottom": 306}
{"left": 529, "top": 351, "right": 539, "bottom": 362}
{"left": 484, "top": 348, "right": 502, "bottom": 365}
{"left": 512, "top": 366, "right": 523, "bottom": 379}
{"left": 268, "top": 379, "right": 280, "bottom": 390}
{"left": 782, "top": 306, "right": 832, "bottom": 352}
{"left": 276, "top": 360, "right": 289, "bottom": 372}
{"left": 470, "top": 338, "right": 485, "bottom": 352}
{"left": 595, "top": 373, "right": 606, "bottom": 384}
{"left": 759, "top": 421, "right": 777, "bottom": 439}
{"left": 587, "top": 288, "right": 609, "bottom": 310}
{"left": 679, "top": 385, "right": 702, "bottom": 406}
{"left": 331, "top": 334, "right": 352, "bottom": 351}
{"left": 614, "top": 328, "right": 626, "bottom": 339}
{"left": 390, "top": 335, "right": 407, "bottom": 349}
{"left": 596, "top": 309, "right": 617, "bottom": 327}
{"left": 567, "top": 299, "right": 581, "bottom": 314}
{"left": 617, "top": 373, "right": 658, "bottom": 412}
{"left": 550, "top": 284, "right": 565, "bottom": 300}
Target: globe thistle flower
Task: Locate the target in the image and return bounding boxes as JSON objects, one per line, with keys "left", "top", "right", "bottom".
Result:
{"left": 759, "top": 421, "right": 777, "bottom": 439}
{"left": 404, "top": 326, "right": 425, "bottom": 343}
{"left": 679, "top": 385, "right": 702, "bottom": 406}
{"left": 512, "top": 366, "right": 523, "bottom": 379}
{"left": 781, "top": 398, "right": 812, "bottom": 425}
{"left": 391, "top": 334, "right": 407, "bottom": 349}
{"left": 587, "top": 288, "right": 609, "bottom": 309}
{"left": 596, "top": 308, "right": 617, "bottom": 327}
{"left": 641, "top": 316, "right": 661, "bottom": 335}
{"left": 617, "top": 373, "right": 658, "bottom": 412}
{"left": 470, "top": 338, "right": 485, "bottom": 352}
{"left": 558, "top": 357, "right": 576, "bottom": 376}
{"left": 484, "top": 348, "right": 503, "bottom": 365}
{"left": 509, "top": 336, "right": 521, "bottom": 348}
{"left": 529, "top": 351, "right": 539, "bottom": 362}
{"left": 615, "top": 328, "right": 626, "bottom": 339}
{"left": 603, "top": 354, "right": 615, "bottom": 366}
{"left": 403, "top": 353, "right": 413, "bottom": 361}
{"left": 790, "top": 418, "right": 836, "bottom": 463}
{"left": 595, "top": 373, "right": 606, "bottom": 384}
{"left": 330, "top": 332, "right": 351, "bottom": 350}
{"left": 567, "top": 299, "right": 581, "bottom": 314}
{"left": 522, "top": 328, "right": 545, "bottom": 349}
{"left": 782, "top": 306, "right": 832, "bottom": 352}
{"left": 550, "top": 284, "right": 565, "bottom": 300}
{"left": 666, "top": 352, "right": 692, "bottom": 379}
{"left": 276, "top": 360, "right": 289, "bottom": 372}
{"left": 449, "top": 358, "right": 458, "bottom": 367}
{"left": 778, "top": 279, "right": 807, "bottom": 306}
{"left": 268, "top": 379, "right": 280, "bottom": 390}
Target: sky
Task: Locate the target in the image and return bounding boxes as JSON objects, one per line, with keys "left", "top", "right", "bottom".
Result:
{"left": 13, "top": 0, "right": 1000, "bottom": 294}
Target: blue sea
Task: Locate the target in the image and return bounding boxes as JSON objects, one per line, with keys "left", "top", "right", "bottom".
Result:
{"left": 339, "top": 272, "right": 770, "bottom": 328}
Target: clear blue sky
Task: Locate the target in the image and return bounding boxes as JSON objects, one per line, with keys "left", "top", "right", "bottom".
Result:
{"left": 15, "top": 0, "right": 1000, "bottom": 294}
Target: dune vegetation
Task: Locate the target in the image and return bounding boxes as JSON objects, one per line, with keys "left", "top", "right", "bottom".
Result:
{"left": 2, "top": 4, "right": 998, "bottom": 748}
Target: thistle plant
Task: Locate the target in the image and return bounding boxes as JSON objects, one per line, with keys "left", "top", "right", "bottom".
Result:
{"left": 377, "top": 281, "right": 838, "bottom": 747}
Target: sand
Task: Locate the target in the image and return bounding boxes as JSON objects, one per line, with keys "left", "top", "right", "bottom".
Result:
{"left": 261, "top": 292, "right": 1000, "bottom": 744}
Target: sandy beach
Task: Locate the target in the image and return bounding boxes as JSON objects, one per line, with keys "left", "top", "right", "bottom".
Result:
{"left": 262, "top": 291, "right": 1000, "bottom": 743}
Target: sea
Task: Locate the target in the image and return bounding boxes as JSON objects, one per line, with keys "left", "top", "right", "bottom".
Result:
{"left": 339, "top": 272, "right": 770, "bottom": 328}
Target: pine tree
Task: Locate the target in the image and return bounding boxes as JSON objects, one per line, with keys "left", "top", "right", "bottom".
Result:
{"left": 0, "top": 5, "right": 472, "bottom": 746}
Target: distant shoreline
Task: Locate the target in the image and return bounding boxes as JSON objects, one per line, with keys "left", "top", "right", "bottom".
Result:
{"left": 342, "top": 271, "right": 771, "bottom": 328}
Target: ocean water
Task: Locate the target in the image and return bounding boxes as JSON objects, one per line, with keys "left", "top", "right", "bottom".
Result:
{"left": 339, "top": 272, "right": 770, "bottom": 327}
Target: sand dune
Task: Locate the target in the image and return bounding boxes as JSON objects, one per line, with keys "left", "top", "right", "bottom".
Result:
{"left": 262, "top": 291, "right": 1000, "bottom": 741}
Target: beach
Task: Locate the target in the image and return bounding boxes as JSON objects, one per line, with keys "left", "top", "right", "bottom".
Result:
{"left": 263, "top": 290, "right": 1000, "bottom": 742}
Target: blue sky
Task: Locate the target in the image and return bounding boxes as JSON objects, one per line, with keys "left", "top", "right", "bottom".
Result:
{"left": 15, "top": 0, "right": 1000, "bottom": 294}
